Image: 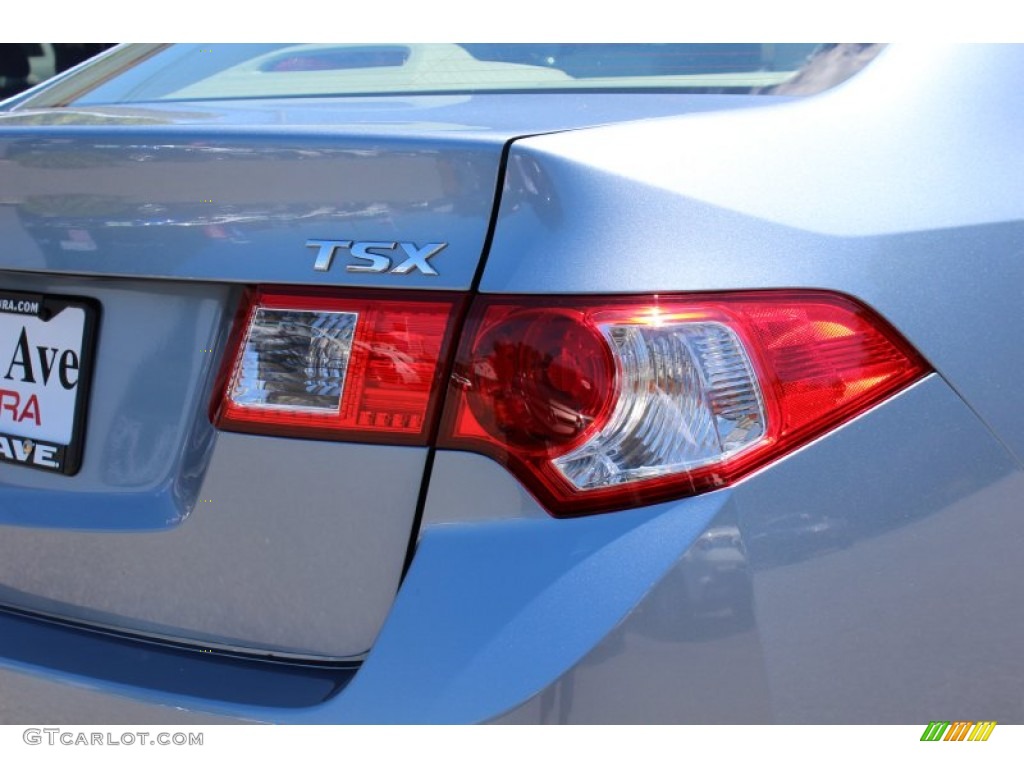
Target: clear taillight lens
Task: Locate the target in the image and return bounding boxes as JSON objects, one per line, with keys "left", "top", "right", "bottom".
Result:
{"left": 229, "top": 307, "right": 359, "bottom": 412}
{"left": 213, "top": 288, "right": 463, "bottom": 445}
{"left": 438, "top": 292, "right": 929, "bottom": 516}
{"left": 553, "top": 320, "right": 766, "bottom": 491}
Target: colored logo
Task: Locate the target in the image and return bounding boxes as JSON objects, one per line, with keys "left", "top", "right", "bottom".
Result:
{"left": 920, "top": 721, "right": 996, "bottom": 741}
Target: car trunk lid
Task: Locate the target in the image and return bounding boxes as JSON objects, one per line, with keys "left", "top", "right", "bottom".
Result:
{"left": 0, "top": 93, "right": 772, "bottom": 659}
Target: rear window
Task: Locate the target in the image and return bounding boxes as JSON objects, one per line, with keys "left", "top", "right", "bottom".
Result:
{"left": 17, "top": 44, "right": 881, "bottom": 106}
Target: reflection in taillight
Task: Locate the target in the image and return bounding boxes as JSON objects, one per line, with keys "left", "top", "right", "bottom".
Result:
{"left": 437, "top": 292, "right": 929, "bottom": 516}
{"left": 214, "top": 289, "right": 929, "bottom": 515}
{"left": 213, "top": 288, "right": 463, "bottom": 445}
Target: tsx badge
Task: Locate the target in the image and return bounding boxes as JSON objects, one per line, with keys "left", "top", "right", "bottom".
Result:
{"left": 306, "top": 240, "right": 447, "bottom": 276}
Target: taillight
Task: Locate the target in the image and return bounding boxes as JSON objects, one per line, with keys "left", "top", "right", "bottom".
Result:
{"left": 437, "top": 292, "right": 929, "bottom": 516}
{"left": 214, "top": 288, "right": 928, "bottom": 515}
{"left": 213, "top": 288, "right": 463, "bottom": 445}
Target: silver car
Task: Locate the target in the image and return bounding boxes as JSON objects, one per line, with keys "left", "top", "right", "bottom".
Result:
{"left": 0, "top": 43, "right": 1019, "bottom": 725}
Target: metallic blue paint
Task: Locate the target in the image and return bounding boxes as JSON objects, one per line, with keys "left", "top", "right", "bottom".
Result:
{"left": 2, "top": 375, "right": 1018, "bottom": 723}
{"left": 0, "top": 44, "right": 1021, "bottom": 724}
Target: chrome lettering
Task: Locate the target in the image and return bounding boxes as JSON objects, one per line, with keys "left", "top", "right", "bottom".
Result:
{"left": 306, "top": 239, "right": 447, "bottom": 275}
{"left": 347, "top": 241, "right": 396, "bottom": 273}
{"left": 305, "top": 239, "right": 352, "bottom": 272}
{"left": 390, "top": 242, "right": 445, "bottom": 276}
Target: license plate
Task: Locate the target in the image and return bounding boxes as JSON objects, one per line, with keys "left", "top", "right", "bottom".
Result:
{"left": 0, "top": 290, "right": 99, "bottom": 475}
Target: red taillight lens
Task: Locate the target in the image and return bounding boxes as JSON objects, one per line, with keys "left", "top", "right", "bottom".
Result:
{"left": 438, "top": 292, "right": 929, "bottom": 516}
{"left": 459, "top": 308, "right": 616, "bottom": 452}
{"left": 213, "top": 288, "right": 463, "bottom": 445}
{"left": 214, "top": 288, "right": 928, "bottom": 515}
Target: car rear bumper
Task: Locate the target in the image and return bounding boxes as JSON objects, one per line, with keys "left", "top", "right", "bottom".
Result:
{"left": 2, "top": 373, "right": 1021, "bottom": 724}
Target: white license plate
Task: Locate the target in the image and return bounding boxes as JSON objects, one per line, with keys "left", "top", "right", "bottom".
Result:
{"left": 0, "top": 291, "right": 98, "bottom": 475}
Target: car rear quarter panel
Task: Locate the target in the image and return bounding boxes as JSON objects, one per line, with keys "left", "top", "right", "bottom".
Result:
{"left": 474, "top": 44, "right": 1024, "bottom": 722}
{"left": 483, "top": 44, "right": 1024, "bottom": 466}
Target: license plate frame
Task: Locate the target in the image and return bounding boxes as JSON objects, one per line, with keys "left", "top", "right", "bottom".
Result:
{"left": 0, "top": 289, "right": 100, "bottom": 476}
